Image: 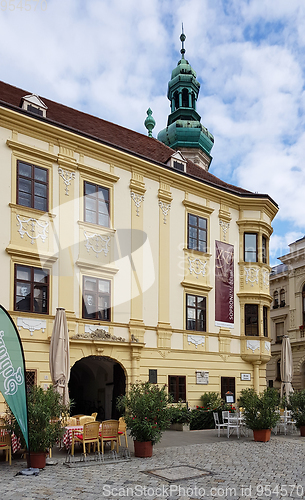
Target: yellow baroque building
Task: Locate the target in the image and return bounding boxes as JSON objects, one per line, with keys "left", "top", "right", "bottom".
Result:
{"left": 0, "top": 73, "right": 277, "bottom": 418}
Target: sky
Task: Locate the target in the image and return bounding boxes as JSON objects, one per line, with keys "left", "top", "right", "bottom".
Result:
{"left": 1, "top": 0, "right": 305, "bottom": 266}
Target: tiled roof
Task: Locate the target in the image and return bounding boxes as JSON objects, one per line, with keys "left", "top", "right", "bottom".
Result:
{"left": 0, "top": 80, "right": 253, "bottom": 196}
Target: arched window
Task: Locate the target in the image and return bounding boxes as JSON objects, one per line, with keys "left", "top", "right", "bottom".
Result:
{"left": 182, "top": 88, "right": 189, "bottom": 107}
{"left": 302, "top": 284, "right": 305, "bottom": 327}
{"left": 174, "top": 91, "right": 179, "bottom": 111}
{"left": 273, "top": 290, "right": 278, "bottom": 309}
{"left": 280, "top": 289, "right": 285, "bottom": 307}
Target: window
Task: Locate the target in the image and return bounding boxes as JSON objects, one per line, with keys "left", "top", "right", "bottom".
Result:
{"left": 83, "top": 276, "right": 111, "bottom": 320}
{"left": 14, "top": 265, "right": 49, "bottom": 314}
{"left": 262, "top": 235, "right": 267, "bottom": 264}
{"left": 168, "top": 376, "right": 186, "bottom": 402}
{"left": 244, "top": 233, "right": 257, "bottom": 262}
{"left": 186, "top": 294, "right": 206, "bottom": 331}
{"left": 221, "top": 377, "right": 235, "bottom": 403}
{"left": 276, "top": 322, "right": 284, "bottom": 343}
{"left": 245, "top": 304, "right": 258, "bottom": 336}
{"left": 17, "top": 161, "right": 48, "bottom": 211}
{"left": 273, "top": 291, "right": 279, "bottom": 309}
{"left": 303, "top": 285, "right": 305, "bottom": 327}
{"left": 84, "top": 181, "right": 110, "bottom": 227}
{"left": 263, "top": 306, "right": 268, "bottom": 337}
{"left": 276, "top": 359, "right": 281, "bottom": 381}
{"left": 149, "top": 369, "right": 157, "bottom": 384}
{"left": 280, "top": 289, "right": 285, "bottom": 307}
{"left": 26, "top": 370, "right": 37, "bottom": 393}
{"left": 187, "top": 214, "right": 207, "bottom": 252}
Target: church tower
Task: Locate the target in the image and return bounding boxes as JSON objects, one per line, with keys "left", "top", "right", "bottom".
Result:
{"left": 158, "top": 28, "right": 214, "bottom": 171}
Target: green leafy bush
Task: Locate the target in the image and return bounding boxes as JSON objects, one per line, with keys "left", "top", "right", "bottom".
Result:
{"left": 190, "top": 392, "right": 235, "bottom": 430}
{"left": 238, "top": 387, "right": 280, "bottom": 431}
{"left": 169, "top": 403, "right": 191, "bottom": 425}
{"left": 289, "top": 389, "right": 305, "bottom": 428}
{"left": 117, "top": 382, "right": 173, "bottom": 444}
{"left": 6, "top": 384, "right": 70, "bottom": 452}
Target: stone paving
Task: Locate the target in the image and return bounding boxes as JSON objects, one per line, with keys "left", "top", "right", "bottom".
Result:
{"left": 1, "top": 431, "right": 305, "bottom": 500}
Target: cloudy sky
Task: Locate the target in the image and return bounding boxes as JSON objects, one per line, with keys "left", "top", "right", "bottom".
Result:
{"left": 1, "top": 0, "right": 304, "bottom": 265}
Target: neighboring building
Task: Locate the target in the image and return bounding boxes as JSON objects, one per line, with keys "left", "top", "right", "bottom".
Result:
{"left": 0, "top": 39, "right": 278, "bottom": 417}
{"left": 267, "top": 237, "right": 305, "bottom": 390}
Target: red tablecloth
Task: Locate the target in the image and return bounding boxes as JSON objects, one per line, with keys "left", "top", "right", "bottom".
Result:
{"left": 62, "top": 426, "right": 83, "bottom": 449}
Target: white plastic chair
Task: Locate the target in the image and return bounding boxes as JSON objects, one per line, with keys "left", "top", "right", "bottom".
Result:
{"left": 227, "top": 413, "right": 240, "bottom": 438}
{"left": 213, "top": 412, "right": 227, "bottom": 437}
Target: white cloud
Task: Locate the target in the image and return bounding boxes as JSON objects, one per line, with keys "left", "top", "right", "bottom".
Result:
{"left": 1, "top": 0, "right": 305, "bottom": 248}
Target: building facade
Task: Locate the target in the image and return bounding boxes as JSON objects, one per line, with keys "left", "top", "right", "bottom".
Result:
{"left": 267, "top": 237, "right": 305, "bottom": 390}
{"left": 0, "top": 59, "right": 277, "bottom": 417}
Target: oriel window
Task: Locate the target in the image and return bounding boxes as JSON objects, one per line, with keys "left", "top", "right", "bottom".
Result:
{"left": 245, "top": 304, "right": 258, "bottom": 336}
{"left": 244, "top": 233, "right": 257, "bottom": 262}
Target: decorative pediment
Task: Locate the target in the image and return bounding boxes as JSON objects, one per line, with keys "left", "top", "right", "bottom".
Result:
{"left": 167, "top": 150, "right": 187, "bottom": 172}
{"left": 21, "top": 94, "right": 48, "bottom": 117}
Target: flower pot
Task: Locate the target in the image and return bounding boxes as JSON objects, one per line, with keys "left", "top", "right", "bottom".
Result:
{"left": 26, "top": 452, "right": 47, "bottom": 469}
{"left": 134, "top": 440, "right": 153, "bottom": 457}
{"left": 169, "top": 423, "right": 184, "bottom": 431}
{"left": 299, "top": 426, "right": 305, "bottom": 437}
{"left": 253, "top": 429, "right": 271, "bottom": 442}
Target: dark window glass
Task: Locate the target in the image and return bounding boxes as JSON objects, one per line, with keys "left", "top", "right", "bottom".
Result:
{"left": 245, "top": 304, "right": 258, "bottom": 336}
{"left": 17, "top": 161, "right": 48, "bottom": 212}
{"left": 84, "top": 181, "right": 110, "bottom": 227}
{"left": 14, "top": 264, "right": 49, "bottom": 314}
{"left": 149, "top": 369, "right": 157, "bottom": 384}
{"left": 168, "top": 375, "right": 186, "bottom": 402}
{"left": 186, "top": 294, "right": 206, "bottom": 332}
{"left": 263, "top": 306, "right": 268, "bottom": 337}
{"left": 280, "top": 289, "right": 285, "bottom": 307}
{"left": 276, "top": 322, "right": 284, "bottom": 343}
{"left": 302, "top": 285, "right": 305, "bottom": 326}
{"left": 25, "top": 370, "right": 37, "bottom": 393}
{"left": 187, "top": 214, "right": 207, "bottom": 253}
{"left": 83, "top": 276, "right": 111, "bottom": 321}
{"left": 273, "top": 290, "right": 279, "bottom": 309}
{"left": 221, "top": 377, "right": 235, "bottom": 402}
{"left": 262, "top": 235, "right": 267, "bottom": 264}
{"left": 244, "top": 233, "right": 257, "bottom": 262}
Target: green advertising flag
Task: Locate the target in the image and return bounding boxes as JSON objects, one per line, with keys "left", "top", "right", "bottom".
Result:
{"left": 0, "top": 306, "right": 29, "bottom": 449}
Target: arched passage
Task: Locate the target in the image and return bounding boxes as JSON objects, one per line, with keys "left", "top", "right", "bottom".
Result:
{"left": 68, "top": 356, "right": 126, "bottom": 421}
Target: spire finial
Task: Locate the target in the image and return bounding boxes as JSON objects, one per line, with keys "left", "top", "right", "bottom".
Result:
{"left": 144, "top": 108, "right": 155, "bottom": 138}
{"left": 180, "top": 23, "right": 186, "bottom": 59}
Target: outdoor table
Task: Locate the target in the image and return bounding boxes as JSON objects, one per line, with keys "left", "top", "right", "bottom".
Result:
{"left": 0, "top": 429, "right": 21, "bottom": 454}
{"left": 62, "top": 426, "right": 83, "bottom": 449}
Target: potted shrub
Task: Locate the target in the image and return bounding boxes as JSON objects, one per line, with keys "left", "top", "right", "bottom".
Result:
{"left": 169, "top": 403, "right": 191, "bottom": 431}
{"left": 288, "top": 389, "right": 305, "bottom": 436}
{"left": 6, "top": 384, "right": 70, "bottom": 468}
{"left": 238, "top": 387, "right": 280, "bottom": 442}
{"left": 117, "top": 381, "right": 172, "bottom": 457}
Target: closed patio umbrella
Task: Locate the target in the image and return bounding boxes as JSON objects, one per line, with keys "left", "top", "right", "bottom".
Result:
{"left": 280, "top": 335, "right": 294, "bottom": 401}
{"left": 49, "top": 308, "right": 70, "bottom": 406}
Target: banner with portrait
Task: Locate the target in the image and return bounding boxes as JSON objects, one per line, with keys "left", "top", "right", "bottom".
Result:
{"left": 215, "top": 241, "right": 234, "bottom": 328}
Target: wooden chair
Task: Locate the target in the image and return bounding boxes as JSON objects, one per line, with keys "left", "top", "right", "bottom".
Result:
{"left": 91, "top": 413, "right": 98, "bottom": 420}
{"left": 79, "top": 415, "right": 95, "bottom": 425}
{"left": 118, "top": 417, "right": 128, "bottom": 448}
{"left": 66, "top": 417, "right": 77, "bottom": 426}
{"left": 71, "top": 421, "right": 100, "bottom": 456}
{"left": 0, "top": 432, "right": 12, "bottom": 465}
{"left": 99, "top": 420, "right": 119, "bottom": 454}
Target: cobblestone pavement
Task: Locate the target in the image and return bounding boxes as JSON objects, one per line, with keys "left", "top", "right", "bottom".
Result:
{"left": 1, "top": 431, "right": 305, "bottom": 500}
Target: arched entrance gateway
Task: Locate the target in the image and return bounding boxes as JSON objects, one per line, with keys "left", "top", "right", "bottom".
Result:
{"left": 68, "top": 356, "right": 126, "bottom": 421}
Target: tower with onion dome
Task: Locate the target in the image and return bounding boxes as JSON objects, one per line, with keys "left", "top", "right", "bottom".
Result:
{"left": 158, "top": 27, "right": 214, "bottom": 171}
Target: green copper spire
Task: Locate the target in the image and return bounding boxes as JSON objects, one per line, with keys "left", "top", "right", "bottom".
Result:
{"left": 157, "top": 28, "right": 214, "bottom": 171}
{"left": 144, "top": 108, "right": 155, "bottom": 137}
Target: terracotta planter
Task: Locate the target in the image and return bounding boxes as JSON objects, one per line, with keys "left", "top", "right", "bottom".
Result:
{"left": 253, "top": 429, "right": 271, "bottom": 442}
{"left": 299, "top": 426, "right": 305, "bottom": 437}
{"left": 26, "top": 452, "right": 47, "bottom": 469}
{"left": 134, "top": 440, "right": 153, "bottom": 457}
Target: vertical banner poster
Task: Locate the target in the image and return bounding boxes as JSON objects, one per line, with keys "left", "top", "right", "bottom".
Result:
{"left": 215, "top": 241, "right": 234, "bottom": 328}
{"left": 0, "top": 305, "right": 29, "bottom": 448}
